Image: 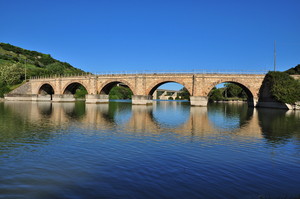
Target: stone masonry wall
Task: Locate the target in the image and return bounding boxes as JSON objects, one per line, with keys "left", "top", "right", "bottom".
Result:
{"left": 9, "top": 82, "right": 32, "bottom": 94}
{"left": 16, "top": 74, "right": 266, "bottom": 100}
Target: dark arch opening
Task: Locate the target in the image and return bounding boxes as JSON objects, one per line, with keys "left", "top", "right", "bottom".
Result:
{"left": 149, "top": 81, "right": 191, "bottom": 101}
{"left": 63, "top": 83, "right": 88, "bottom": 99}
{"left": 208, "top": 82, "right": 254, "bottom": 105}
{"left": 39, "top": 84, "right": 54, "bottom": 95}
{"left": 100, "top": 81, "right": 133, "bottom": 100}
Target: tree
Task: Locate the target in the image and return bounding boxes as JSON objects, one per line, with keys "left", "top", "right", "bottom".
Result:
{"left": 45, "top": 62, "right": 65, "bottom": 75}
{"left": 224, "top": 83, "right": 247, "bottom": 99}
{"left": 74, "top": 85, "right": 87, "bottom": 99}
{"left": 178, "top": 87, "right": 190, "bottom": 100}
{"left": 0, "top": 82, "right": 10, "bottom": 97}
{"left": 109, "top": 86, "right": 133, "bottom": 99}
{"left": 285, "top": 64, "right": 300, "bottom": 75}
{"left": 209, "top": 87, "right": 223, "bottom": 102}
{"left": 266, "top": 71, "right": 300, "bottom": 104}
{"left": 0, "top": 63, "right": 23, "bottom": 85}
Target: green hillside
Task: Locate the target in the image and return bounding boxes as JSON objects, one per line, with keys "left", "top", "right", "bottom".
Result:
{"left": 0, "top": 42, "right": 85, "bottom": 97}
{"left": 285, "top": 64, "right": 300, "bottom": 75}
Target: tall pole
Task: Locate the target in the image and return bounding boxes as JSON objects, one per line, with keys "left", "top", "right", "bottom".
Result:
{"left": 274, "top": 40, "right": 276, "bottom": 71}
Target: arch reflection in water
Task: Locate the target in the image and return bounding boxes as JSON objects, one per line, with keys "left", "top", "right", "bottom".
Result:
{"left": 85, "top": 102, "right": 132, "bottom": 128}
{"left": 152, "top": 101, "right": 190, "bottom": 128}
{"left": 2, "top": 101, "right": 300, "bottom": 199}
{"left": 2, "top": 101, "right": 270, "bottom": 140}
{"left": 207, "top": 103, "right": 254, "bottom": 131}
{"left": 1, "top": 102, "right": 60, "bottom": 146}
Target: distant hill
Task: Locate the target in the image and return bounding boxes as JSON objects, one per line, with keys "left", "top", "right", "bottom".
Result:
{"left": 0, "top": 42, "right": 85, "bottom": 97}
{"left": 0, "top": 42, "right": 84, "bottom": 77}
{"left": 285, "top": 64, "right": 300, "bottom": 75}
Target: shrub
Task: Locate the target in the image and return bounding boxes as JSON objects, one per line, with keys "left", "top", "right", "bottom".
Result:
{"left": 285, "top": 64, "right": 300, "bottom": 75}
{"left": 266, "top": 71, "right": 300, "bottom": 104}
{"left": 209, "top": 87, "right": 224, "bottom": 102}
{"left": 74, "top": 86, "right": 87, "bottom": 99}
{"left": 0, "top": 82, "right": 10, "bottom": 97}
{"left": 109, "top": 86, "right": 133, "bottom": 99}
{"left": 178, "top": 87, "right": 190, "bottom": 100}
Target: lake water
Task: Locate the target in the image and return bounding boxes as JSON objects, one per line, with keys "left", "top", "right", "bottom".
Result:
{"left": 0, "top": 101, "right": 300, "bottom": 199}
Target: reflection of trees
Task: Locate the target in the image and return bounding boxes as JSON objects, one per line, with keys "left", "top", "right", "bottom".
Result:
{"left": 37, "top": 102, "right": 52, "bottom": 115}
{"left": 64, "top": 101, "right": 86, "bottom": 119}
{"left": 0, "top": 102, "right": 56, "bottom": 150}
{"left": 5, "top": 100, "right": 298, "bottom": 149}
{"left": 258, "top": 109, "right": 300, "bottom": 145}
{"left": 207, "top": 103, "right": 253, "bottom": 131}
{"left": 103, "top": 101, "right": 132, "bottom": 124}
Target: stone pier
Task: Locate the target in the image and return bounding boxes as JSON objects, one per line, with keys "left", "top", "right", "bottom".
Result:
{"left": 190, "top": 96, "right": 208, "bottom": 106}
{"left": 37, "top": 94, "right": 52, "bottom": 101}
{"left": 132, "top": 95, "right": 153, "bottom": 105}
{"left": 85, "top": 94, "right": 109, "bottom": 103}
{"left": 52, "top": 94, "right": 75, "bottom": 102}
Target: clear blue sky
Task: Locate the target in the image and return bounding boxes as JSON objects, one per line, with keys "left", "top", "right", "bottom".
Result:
{"left": 1, "top": 0, "right": 299, "bottom": 74}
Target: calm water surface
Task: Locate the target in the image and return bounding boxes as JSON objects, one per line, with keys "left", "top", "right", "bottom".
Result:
{"left": 0, "top": 101, "right": 300, "bottom": 199}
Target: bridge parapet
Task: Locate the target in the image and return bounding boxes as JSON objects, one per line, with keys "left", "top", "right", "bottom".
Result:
{"left": 29, "top": 70, "right": 267, "bottom": 80}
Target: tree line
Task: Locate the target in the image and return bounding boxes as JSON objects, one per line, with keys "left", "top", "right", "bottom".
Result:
{"left": 208, "top": 83, "right": 247, "bottom": 102}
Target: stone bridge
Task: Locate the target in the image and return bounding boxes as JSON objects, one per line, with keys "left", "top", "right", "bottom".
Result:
{"left": 6, "top": 73, "right": 266, "bottom": 106}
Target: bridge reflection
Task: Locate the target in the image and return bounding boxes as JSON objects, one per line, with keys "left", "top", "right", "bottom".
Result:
{"left": 3, "top": 101, "right": 266, "bottom": 140}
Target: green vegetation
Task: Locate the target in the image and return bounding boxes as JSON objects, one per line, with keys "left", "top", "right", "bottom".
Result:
{"left": 74, "top": 86, "right": 88, "bottom": 99}
{"left": 208, "top": 83, "right": 247, "bottom": 102}
{"left": 0, "top": 42, "right": 84, "bottom": 97}
{"left": 223, "top": 83, "right": 247, "bottom": 99}
{"left": 0, "top": 43, "right": 83, "bottom": 76}
{"left": 0, "top": 82, "right": 10, "bottom": 98}
{"left": 285, "top": 64, "right": 300, "bottom": 75}
{"left": 265, "top": 71, "right": 300, "bottom": 104}
{"left": 208, "top": 65, "right": 300, "bottom": 104}
{"left": 209, "top": 87, "right": 224, "bottom": 101}
{"left": 109, "top": 86, "right": 133, "bottom": 100}
{"left": 177, "top": 87, "right": 190, "bottom": 100}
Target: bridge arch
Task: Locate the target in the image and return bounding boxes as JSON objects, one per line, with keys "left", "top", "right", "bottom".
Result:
{"left": 146, "top": 80, "right": 192, "bottom": 96}
{"left": 206, "top": 80, "right": 255, "bottom": 105}
{"left": 38, "top": 83, "right": 55, "bottom": 95}
{"left": 99, "top": 80, "right": 135, "bottom": 95}
{"left": 63, "top": 82, "right": 88, "bottom": 95}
